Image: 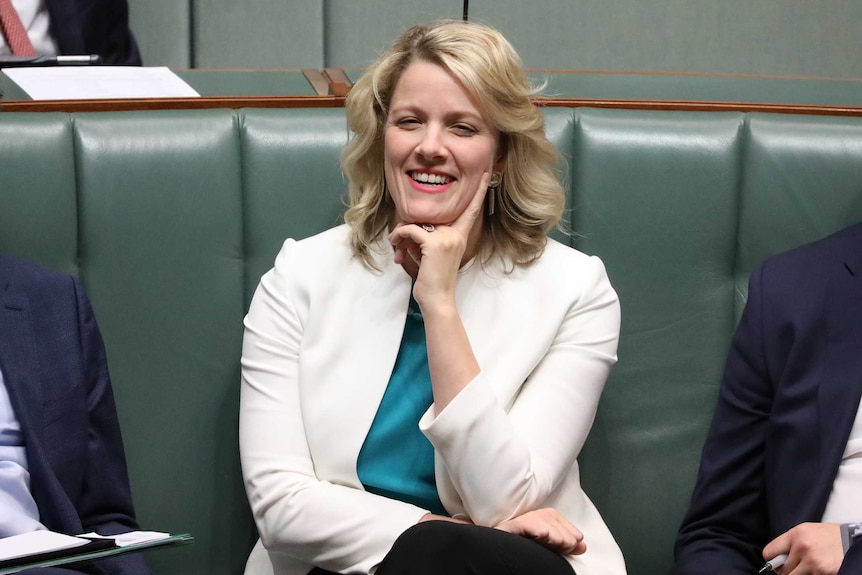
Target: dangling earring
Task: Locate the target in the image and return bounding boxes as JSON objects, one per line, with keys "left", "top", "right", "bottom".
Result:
{"left": 487, "top": 172, "right": 502, "bottom": 216}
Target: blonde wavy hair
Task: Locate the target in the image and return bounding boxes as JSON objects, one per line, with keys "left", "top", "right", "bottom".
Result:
{"left": 342, "top": 20, "right": 564, "bottom": 270}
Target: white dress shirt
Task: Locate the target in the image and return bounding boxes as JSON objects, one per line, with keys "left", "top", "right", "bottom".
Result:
{"left": 0, "top": 0, "right": 58, "bottom": 56}
{"left": 0, "top": 367, "right": 46, "bottom": 537}
{"left": 822, "top": 395, "right": 862, "bottom": 523}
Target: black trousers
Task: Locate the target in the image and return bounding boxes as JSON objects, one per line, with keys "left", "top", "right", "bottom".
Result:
{"left": 309, "top": 521, "right": 574, "bottom": 575}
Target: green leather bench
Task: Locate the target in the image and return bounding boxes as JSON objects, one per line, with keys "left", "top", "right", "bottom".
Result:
{"left": 2, "top": 107, "right": 861, "bottom": 575}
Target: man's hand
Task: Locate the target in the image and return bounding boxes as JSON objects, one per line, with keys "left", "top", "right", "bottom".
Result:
{"left": 764, "top": 522, "right": 843, "bottom": 575}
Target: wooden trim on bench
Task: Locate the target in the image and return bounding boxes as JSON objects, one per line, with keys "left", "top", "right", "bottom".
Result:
{"left": 323, "top": 68, "right": 352, "bottom": 97}
{"left": 2, "top": 94, "right": 861, "bottom": 116}
{"left": 0, "top": 95, "right": 347, "bottom": 112}
{"left": 302, "top": 69, "right": 332, "bottom": 96}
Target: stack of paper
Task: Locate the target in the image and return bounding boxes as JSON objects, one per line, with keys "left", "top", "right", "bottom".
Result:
{"left": 78, "top": 531, "right": 171, "bottom": 547}
{"left": 0, "top": 531, "right": 89, "bottom": 563}
{"left": 2, "top": 66, "right": 200, "bottom": 100}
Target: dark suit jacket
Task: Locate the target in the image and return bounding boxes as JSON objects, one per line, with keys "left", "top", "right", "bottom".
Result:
{"left": 0, "top": 256, "right": 152, "bottom": 575}
{"left": 44, "top": 0, "right": 141, "bottom": 66}
{"left": 674, "top": 222, "right": 862, "bottom": 574}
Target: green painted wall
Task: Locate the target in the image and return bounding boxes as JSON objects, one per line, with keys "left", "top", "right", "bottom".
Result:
{"left": 130, "top": 1, "right": 862, "bottom": 78}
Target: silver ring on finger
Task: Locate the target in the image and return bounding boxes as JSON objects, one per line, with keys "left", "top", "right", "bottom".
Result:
{"left": 420, "top": 224, "right": 435, "bottom": 233}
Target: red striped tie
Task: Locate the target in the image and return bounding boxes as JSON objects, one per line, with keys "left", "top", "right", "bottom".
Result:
{"left": 0, "top": 0, "right": 37, "bottom": 56}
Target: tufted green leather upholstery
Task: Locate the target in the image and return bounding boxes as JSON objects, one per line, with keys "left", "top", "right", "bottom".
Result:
{"left": 571, "top": 109, "right": 746, "bottom": 574}
{"left": 2, "top": 107, "right": 862, "bottom": 575}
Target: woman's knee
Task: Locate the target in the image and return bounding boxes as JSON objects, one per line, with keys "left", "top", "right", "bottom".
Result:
{"left": 378, "top": 521, "right": 482, "bottom": 573}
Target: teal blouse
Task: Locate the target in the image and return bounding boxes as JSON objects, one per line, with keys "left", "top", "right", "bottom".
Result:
{"left": 356, "top": 294, "right": 447, "bottom": 516}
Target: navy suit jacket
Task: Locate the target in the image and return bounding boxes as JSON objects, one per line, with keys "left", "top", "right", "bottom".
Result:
{"left": 44, "top": 0, "right": 141, "bottom": 66}
{"left": 0, "top": 256, "right": 152, "bottom": 575}
{"left": 674, "top": 222, "right": 862, "bottom": 574}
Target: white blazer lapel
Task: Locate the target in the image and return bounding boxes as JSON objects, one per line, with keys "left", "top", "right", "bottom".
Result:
{"left": 301, "top": 243, "right": 413, "bottom": 487}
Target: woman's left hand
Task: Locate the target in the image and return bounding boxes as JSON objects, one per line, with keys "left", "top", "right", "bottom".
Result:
{"left": 388, "top": 172, "right": 489, "bottom": 312}
{"left": 495, "top": 508, "right": 587, "bottom": 556}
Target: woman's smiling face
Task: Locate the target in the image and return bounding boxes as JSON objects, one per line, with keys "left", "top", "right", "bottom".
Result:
{"left": 384, "top": 60, "right": 501, "bottom": 227}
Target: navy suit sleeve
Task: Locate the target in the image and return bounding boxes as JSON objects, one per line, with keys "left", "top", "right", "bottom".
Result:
{"left": 45, "top": 0, "right": 142, "bottom": 66}
{"left": 838, "top": 539, "right": 862, "bottom": 574}
{"left": 66, "top": 278, "right": 153, "bottom": 575}
{"left": 674, "top": 262, "right": 774, "bottom": 574}
{"left": 96, "top": 0, "right": 142, "bottom": 66}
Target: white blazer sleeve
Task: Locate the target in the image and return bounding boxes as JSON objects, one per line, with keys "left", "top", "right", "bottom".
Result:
{"left": 240, "top": 239, "right": 427, "bottom": 574}
{"left": 420, "top": 254, "right": 620, "bottom": 526}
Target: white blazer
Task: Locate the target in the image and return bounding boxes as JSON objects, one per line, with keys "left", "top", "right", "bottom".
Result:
{"left": 240, "top": 224, "right": 626, "bottom": 575}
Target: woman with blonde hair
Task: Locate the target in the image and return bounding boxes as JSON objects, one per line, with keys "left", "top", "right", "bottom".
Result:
{"left": 240, "top": 19, "right": 626, "bottom": 575}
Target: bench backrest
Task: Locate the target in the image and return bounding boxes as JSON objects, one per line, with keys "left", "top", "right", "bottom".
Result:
{"left": 2, "top": 107, "right": 861, "bottom": 574}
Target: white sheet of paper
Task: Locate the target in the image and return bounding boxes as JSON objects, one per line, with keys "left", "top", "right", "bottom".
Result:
{"left": 78, "top": 530, "right": 171, "bottom": 547}
{"left": 3, "top": 66, "right": 200, "bottom": 100}
{"left": 0, "top": 530, "right": 88, "bottom": 562}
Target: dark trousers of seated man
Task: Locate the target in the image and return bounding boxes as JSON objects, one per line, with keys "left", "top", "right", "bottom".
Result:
{"left": 309, "top": 521, "right": 574, "bottom": 575}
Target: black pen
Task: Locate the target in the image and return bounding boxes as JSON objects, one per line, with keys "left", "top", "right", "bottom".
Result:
{"left": 0, "top": 55, "right": 101, "bottom": 68}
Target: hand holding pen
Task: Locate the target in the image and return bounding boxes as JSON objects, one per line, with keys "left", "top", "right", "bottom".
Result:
{"left": 760, "top": 522, "right": 845, "bottom": 575}
{"left": 758, "top": 553, "right": 787, "bottom": 573}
